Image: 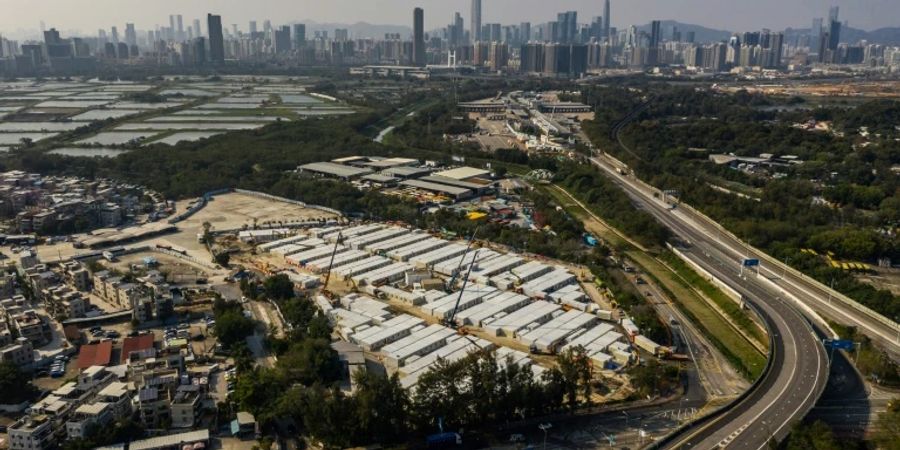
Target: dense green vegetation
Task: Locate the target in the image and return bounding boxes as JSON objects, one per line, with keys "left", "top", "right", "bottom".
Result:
{"left": 212, "top": 298, "right": 256, "bottom": 350}
{"left": 0, "top": 360, "right": 37, "bottom": 404}
{"left": 580, "top": 84, "right": 900, "bottom": 321}
{"left": 784, "top": 420, "right": 859, "bottom": 450}
{"left": 556, "top": 163, "right": 670, "bottom": 248}
{"left": 873, "top": 398, "right": 900, "bottom": 450}
{"left": 831, "top": 322, "right": 900, "bottom": 387}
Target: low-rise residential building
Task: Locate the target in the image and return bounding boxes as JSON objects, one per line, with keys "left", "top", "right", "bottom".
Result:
{"left": 0, "top": 337, "right": 34, "bottom": 368}
{"left": 65, "top": 402, "right": 112, "bottom": 440}
{"left": 12, "top": 309, "right": 45, "bottom": 344}
{"left": 7, "top": 414, "right": 54, "bottom": 450}
{"left": 169, "top": 385, "right": 203, "bottom": 428}
{"left": 63, "top": 262, "right": 91, "bottom": 292}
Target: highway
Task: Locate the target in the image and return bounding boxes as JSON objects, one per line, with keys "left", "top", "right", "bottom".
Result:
{"left": 586, "top": 155, "right": 832, "bottom": 448}
{"left": 590, "top": 154, "right": 900, "bottom": 359}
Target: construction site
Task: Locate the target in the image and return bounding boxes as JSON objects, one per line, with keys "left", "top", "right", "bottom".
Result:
{"left": 230, "top": 221, "right": 672, "bottom": 397}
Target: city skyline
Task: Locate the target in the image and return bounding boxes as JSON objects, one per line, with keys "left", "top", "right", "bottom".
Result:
{"left": 1, "top": 0, "right": 898, "bottom": 40}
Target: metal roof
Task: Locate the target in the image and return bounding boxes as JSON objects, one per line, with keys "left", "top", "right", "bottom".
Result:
{"left": 400, "top": 180, "right": 472, "bottom": 197}
{"left": 299, "top": 162, "right": 373, "bottom": 178}
{"left": 128, "top": 429, "right": 210, "bottom": 450}
{"left": 432, "top": 166, "right": 490, "bottom": 180}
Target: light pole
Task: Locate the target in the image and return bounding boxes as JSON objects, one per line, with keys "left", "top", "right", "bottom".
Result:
{"left": 622, "top": 410, "right": 629, "bottom": 428}
{"left": 538, "top": 423, "right": 552, "bottom": 450}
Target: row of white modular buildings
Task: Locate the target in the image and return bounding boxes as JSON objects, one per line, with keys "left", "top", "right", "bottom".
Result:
{"left": 313, "top": 289, "right": 665, "bottom": 390}
{"left": 259, "top": 223, "right": 667, "bottom": 388}
{"left": 259, "top": 223, "right": 599, "bottom": 311}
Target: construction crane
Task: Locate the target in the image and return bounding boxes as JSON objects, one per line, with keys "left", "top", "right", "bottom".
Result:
{"left": 321, "top": 231, "right": 343, "bottom": 300}
{"left": 446, "top": 226, "right": 481, "bottom": 291}
{"left": 444, "top": 248, "right": 480, "bottom": 328}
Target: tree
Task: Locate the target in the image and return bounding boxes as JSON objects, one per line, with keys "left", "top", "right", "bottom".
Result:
{"left": 353, "top": 371, "right": 410, "bottom": 444}
{"left": 554, "top": 348, "right": 593, "bottom": 410}
{"left": 872, "top": 398, "right": 900, "bottom": 450}
{"left": 213, "top": 299, "right": 256, "bottom": 350}
{"left": 263, "top": 274, "right": 295, "bottom": 300}
{"left": 276, "top": 338, "right": 342, "bottom": 386}
{"left": 785, "top": 421, "right": 845, "bottom": 450}
{"left": 0, "top": 360, "right": 36, "bottom": 404}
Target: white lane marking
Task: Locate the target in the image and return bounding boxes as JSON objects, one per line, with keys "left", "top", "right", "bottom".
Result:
{"left": 712, "top": 308, "right": 798, "bottom": 448}
{"left": 756, "top": 327, "right": 825, "bottom": 450}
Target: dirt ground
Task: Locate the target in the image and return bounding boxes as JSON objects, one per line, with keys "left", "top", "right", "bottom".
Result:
{"left": 859, "top": 266, "right": 900, "bottom": 296}
{"left": 176, "top": 192, "right": 337, "bottom": 236}
{"left": 105, "top": 251, "right": 213, "bottom": 284}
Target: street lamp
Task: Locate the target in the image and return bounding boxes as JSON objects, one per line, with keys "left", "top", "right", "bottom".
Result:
{"left": 538, "top": 423, "right": 552, "bottom": 450}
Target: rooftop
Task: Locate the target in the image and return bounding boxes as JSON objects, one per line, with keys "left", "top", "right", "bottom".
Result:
{"left": 432, "top": 166, "right": 491, "bottom": 181}
{"left": 298, "top": 162, "right": 373, "bottom": 178}
{"left": 128, "top": 429, "right": 210, "bottom": 450}
{"left": 77, "top": 341, "right": 112, "bottom": 369}
{"left": 122, "top": 334, "right": 155, "bottom": 359}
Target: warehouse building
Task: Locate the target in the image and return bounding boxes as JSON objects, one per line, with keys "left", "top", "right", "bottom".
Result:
{"left": 297, "top": 162, "right": 373, "bottom": 180}
{"left": 399, "top": 179, "right": 473, "bottom": 200}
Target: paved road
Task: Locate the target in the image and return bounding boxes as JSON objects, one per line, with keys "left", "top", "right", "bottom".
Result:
{"left": 587, "top": 155, "right": 831, "bottom": 448}
{"left": 554, "top": 185, "right": 750, "bottom": 402}
{"left": 592, "top": 154, "right": 900, "bottom": 359}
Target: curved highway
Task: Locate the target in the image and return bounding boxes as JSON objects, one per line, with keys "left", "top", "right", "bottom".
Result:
{"left": 586, "top": 155, "right": 831, "bottom": 448}
{"left": 592, "top": 153, "right": 900, "bottom": 359}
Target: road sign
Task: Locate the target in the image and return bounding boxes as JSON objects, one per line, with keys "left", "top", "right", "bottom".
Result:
{"left": 824, "top": 339, "right": 855, "bottom": 350}
{"left": 742, "top": 258, "right": 760, "bottom": 267}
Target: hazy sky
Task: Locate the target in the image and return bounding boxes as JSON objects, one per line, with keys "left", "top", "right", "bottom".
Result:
{"left": 1, "top": 0, "right": 897, "bottom": 38}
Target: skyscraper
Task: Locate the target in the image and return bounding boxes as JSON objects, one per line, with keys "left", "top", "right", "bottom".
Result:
{"left": 449, "top": 13, "right": 464, "bottom": 47}
{"left": 124, "top": 23, "right": 137, "bottom": 47}
{"left": 274, "top": 26, "right": 291, "bottom": 53}
{"left": 293, "top": 24, "right": 306, "bottom": 47}
{"left": 603, "top": 0, "right": 611, "bottom": 39}
{"left": 207, "top": 14, "right": 224, "bottom": 63}
{"left": 413, "top": 7, "right": 426, "bottom": 67}
{"left": 828, "top": 6, "right": 839, "bottom": 23}
{"left": 520, "top": 22, "right": 531, "bottom": 43}
{"left": 193, "top": 19, "right": 202, "bottom": 38}
{"left": 176, "top": 15, "right": 184, "bottom": 41}
{"left": 557, "top": 11, "right": 577, "bottom": 43}
{"left": 471, "top": 0, "right": 482, "bottom": 42}
{"left": 647, "top": 20, "right": 661, "bottom": 66}
{"left": 649, "top": 20, "right": 661, "bottom": 47}
{"left": 811, "top": 18, "right": 823, "bottom": 48}
{"left": 249, "top": 21, "right": 257, "bottom": 35}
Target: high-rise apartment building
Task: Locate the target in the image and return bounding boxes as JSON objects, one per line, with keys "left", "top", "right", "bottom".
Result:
{"left": 207, "top": 14, "right": 224, "bottom": 63}
{"left": 413, "top": 7, "right": 426, "bottom": 67}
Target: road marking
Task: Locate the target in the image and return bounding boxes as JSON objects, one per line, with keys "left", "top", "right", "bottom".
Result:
{"left": 756, "top": 328, "right": 824, "bottom": 450}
